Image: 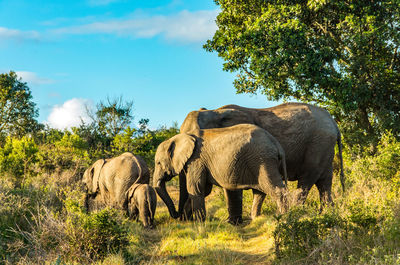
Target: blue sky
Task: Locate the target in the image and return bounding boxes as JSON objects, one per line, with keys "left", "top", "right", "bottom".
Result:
{"left": 0, "top": 0, "right": 273, "bottom": 129}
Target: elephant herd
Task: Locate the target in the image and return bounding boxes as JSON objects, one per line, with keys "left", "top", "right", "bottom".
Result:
{"left": 82, "top": 102, "right": 345, "bottom": 228}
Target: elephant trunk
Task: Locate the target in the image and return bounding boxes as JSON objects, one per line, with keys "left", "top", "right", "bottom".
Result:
{"left": 84, "top": 193, "right": 90, "bottom": 212}
{"left": 155, "top": 179, "right": 179, "bottom": 219}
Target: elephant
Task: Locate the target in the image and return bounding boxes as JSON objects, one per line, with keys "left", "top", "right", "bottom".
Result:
{"left": 153, "top": 124, "right": 288, "bottom": 221}
{"left": 180, "top": 103, "right": 345, "bottom": 224}
{"left": 126, "top": 184, "right": 157, "bottom": 228}
{"left": 82, "top": 152, "right": 150, "bottom": 211}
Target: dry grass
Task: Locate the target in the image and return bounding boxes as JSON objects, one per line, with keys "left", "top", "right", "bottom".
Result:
{"left": 2, "top": 136, "right": 400, "bottom": 265}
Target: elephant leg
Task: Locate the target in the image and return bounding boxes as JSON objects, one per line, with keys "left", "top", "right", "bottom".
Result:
{"left": 251, "top": 189, "right": 266, "bottom": 220}
{"left": 131, "top": 206, "right": 139, "bottom": 221}
{"left": 181, "top": 198, "right": 194, "bottom": 221}
{"left": 139, "top": 209, "right": 150, "bottom": 228}
{"left": 190, "top": 195, "right": 206, "bottom": 222}
{"left": 224, "top": 189, "right": 243, "bottom": 225}
{"left": 181, "top": 183, "right": 212, "bottom": 221}
{"left": 297, "top": 181, "right": 314, "bottom": 204}
{"left": 315, "top": 169, "right": 334, "bottom": 211}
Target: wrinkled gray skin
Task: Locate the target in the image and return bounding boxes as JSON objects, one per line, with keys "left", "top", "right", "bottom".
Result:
{"left": 154, "top": 124, "right": 288, "bottom": 221}
{"left": 126, "top": 184, "right": 157, "bottom": 229}
{"left": 82, "top": 152, "right": 150, "bottom": 211}
{"left": 180, "top": 103, "right": 345, "bottom": 224}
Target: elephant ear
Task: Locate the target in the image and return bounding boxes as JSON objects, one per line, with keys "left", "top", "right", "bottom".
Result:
{"left": 91, "top": 159, "right": 105, "bottom": 194}
{"left": 168, "top": 134, "right": 196, "bottom": 175}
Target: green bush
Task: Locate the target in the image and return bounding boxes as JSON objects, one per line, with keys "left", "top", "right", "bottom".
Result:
{"left": 347, "top": 199, "right": 378, "bottom": 231}
{"left": 0, "top": 136, "right": 38, "bottom": 187}
{"left": 112, "top": 124, "right": 179, "bottom": 168}
{"left": 63, "top": 199, "right": 129, "bottom": 262}
{"left": 274, "top": 207, "right": 345, "bottom": 259}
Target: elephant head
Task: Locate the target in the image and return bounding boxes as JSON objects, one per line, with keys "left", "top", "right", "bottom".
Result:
{"left": 82, "top": 159, "right": 105, "bottom": 195}
{"left": 153, "top": 133, "right": 196, "bottom": 219}
{"left": 180, "top": 105, "right": 256, "bottom": 134}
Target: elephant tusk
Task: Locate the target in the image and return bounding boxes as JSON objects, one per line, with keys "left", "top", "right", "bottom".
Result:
{"left": 156, "top": 180, "right": 162, "bottom": 187}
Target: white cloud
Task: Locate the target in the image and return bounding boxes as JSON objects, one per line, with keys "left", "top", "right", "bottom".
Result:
{"left": 0, "top": 27, "right": 41, "bottom": 42}
{"left": 52, "top": 10, "right": 218, "bottom": 43}
{"left": 16, "top": 71, "right": 54, "bottom": 86}
{"left": 47, "top": 98, "right": 92, "bottom": 130}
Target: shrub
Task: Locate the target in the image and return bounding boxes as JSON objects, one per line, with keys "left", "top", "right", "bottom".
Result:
{"left": 0, "top": 136, "right": 38, "bottom": 187}
{"left": 112, "top": 124, "right": 179, "bottom": 168}
{"left": 0, "top": 185, "right": 56, "bottom": 263}
{"left": 274, "top": 206, "right": 345, "bottom": 259}
{"left": 36, "top": 131, "right": 90, "bottom": 182}
{"left": 63, "top": 199, "right": 129, "bottom": 262}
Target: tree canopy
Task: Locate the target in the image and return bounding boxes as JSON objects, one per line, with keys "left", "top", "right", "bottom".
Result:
{"left": 205, "top": 0, "right": 400, "bottom": 150}
{"left": 91, "top": 96, "right": 134, "bottom": 139}
{"left": 0, "top": 71, "right": 40, "bottom": 137}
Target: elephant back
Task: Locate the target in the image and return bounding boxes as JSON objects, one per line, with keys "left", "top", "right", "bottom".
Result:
{"left": 117, "top": 152, "right": 150, "bottom": 185}
{"left": 131, "top": 154, "right": 150, "bottom": 184}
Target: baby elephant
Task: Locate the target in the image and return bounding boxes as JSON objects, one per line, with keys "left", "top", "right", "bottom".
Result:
{"left": 126, "top": 184, "right": 157, "bottom": 228}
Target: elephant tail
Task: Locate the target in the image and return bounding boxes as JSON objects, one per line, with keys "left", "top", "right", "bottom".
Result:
{"left": 337, "top": 131, "right": 345, "bottom": 193}
{"left": 132, "top": 155, "right": 150, "bottom": 185}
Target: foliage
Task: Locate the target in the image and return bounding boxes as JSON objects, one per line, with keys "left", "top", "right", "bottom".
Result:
{"left": 0, "top": 136, "right": 38, "bottom": 187}
{"left": 90, "top": 96, "right": 134, "bottom": 139}
{"left": 205, "top": 0, "right": 400, "bottom": 149}
{"left": 63, "top": 200, "right": 129, "bottom": 262}
{"left": 112, "top": 121, "right": 179, "bottom": 167}
{"left": 273, "top": 202, "right": 400, "bottom": 264}
{"left": 344, "top": 131, "right": 400, "bottom": 186}
{"left": 0, "top": 187, "right": 40, "bottom": 261}
{"left": 274, "top": 207, "right": 345, "bottom": 259}
{"left": 37, "top": 129, "right": 90, "bottom": 178}
{"left": 273, "top": 131, "right": 400, "bottom": 264}
{"left": 0, "top": 71, "right": 40, "bottom": 137}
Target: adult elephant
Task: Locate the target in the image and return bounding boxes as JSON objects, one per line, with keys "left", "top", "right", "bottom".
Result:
{"left": 82, "top": 152, "right": 150, "bottom": 211}
{"left": 180, "top": 103, "right": 344, "bottom": 224}
{"left": 154, "top": 124, "right": 288, "bottom": 221}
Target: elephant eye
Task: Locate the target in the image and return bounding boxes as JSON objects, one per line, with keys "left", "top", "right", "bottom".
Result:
{"left": 219, "top": 117, "right": 229, "bottom": 126}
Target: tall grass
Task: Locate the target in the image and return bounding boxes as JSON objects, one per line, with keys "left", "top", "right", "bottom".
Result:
{"left": 1, "top": 132, "right": 399, "bottom": 264}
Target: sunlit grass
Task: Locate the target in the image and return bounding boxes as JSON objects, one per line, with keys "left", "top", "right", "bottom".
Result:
{"left": 127, "top": 187, "right": 277, "bottom": 265}
{"left": 2, "top": 134, "right": 400, "bottom": 264}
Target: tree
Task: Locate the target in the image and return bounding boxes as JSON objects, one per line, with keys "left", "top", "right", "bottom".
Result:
{"left": 205, "top": 0, "right": 400, "bottom": 151}
{"left": 0, "top": 71, "right": 40, "bottom": 137}
{"left": 112, "top": 122, "right": 179, "bottom": 167}
{"left": 90, "top": 96, "right": 134, "bottom": 139}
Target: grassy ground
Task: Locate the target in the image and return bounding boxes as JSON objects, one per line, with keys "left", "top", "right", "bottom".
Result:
{"left": 98, "top": 186, "right": 278, "bottom": 265}
{"left": 135, "top": 187, "right": 276, "bottom": 265}
{"left": 2, "top": 133, "right": 400, "bottom": 264}
{"left": 95, "top": 169, "right": 400, "bottom": 265}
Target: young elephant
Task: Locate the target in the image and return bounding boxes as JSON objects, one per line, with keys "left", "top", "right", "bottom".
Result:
{"left": 126, "top": 184, "right": 157, "bottom": 228}
{"left": 82, "top": 152, "right": 150, "bottom": 211}
{"left": 154, "top": 124, "right": 288, "bottom": 221}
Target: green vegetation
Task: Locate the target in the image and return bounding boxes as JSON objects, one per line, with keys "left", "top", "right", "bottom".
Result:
{"left": 0, "top": 71, "right": 40, "bottom": 137}
{"left": 1, "top": 125, "right": 399, "bottom": 264}
{"left": 1, "top": 1, "right": 400, "bottom": 261}
{"left": 205, "top": 0, "right": 400, "bottom": 150}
